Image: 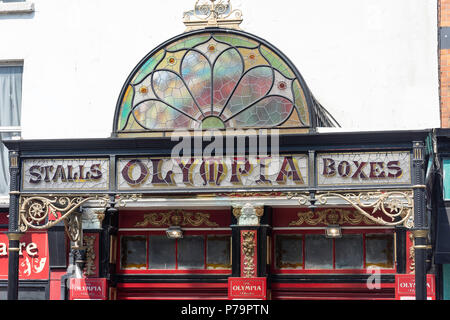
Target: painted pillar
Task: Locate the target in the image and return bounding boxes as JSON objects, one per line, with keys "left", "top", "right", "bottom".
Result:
{"left": 6, "top": 150, "right": 22, "bottom": 300}
{"left": 231, "top": 204, "right": 270, "bottom": 279}
{"left": 412, "top": 141, "right": 428, "bottom": 300}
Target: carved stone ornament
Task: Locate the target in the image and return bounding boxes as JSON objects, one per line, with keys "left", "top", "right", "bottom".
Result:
{"left": 81, "top": 208, "right": 106, "bottom": 230}
{"left": 83, "top": 235, "right": 97, "bottom": 277}
{"left": 183, "top": 0, "right": 243, "bottom": 31}
{"left": 233, "top": 203, "right": 264, "bottom": 226}
{"left": 134, "top": 209, "right": 219, "bottom": 228}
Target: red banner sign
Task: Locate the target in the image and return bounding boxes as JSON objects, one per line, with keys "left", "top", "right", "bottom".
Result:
{"left": 395, "top": 274, "right": 436, "bottom": 300}
{"left": 0, "top": 231, "right": 49, "bottom": 280}
{"left": 69, "top": 278, "right": 108, "bottom": 300}
{"left": 228, "top": 277, "right": 267, "bottom": 300}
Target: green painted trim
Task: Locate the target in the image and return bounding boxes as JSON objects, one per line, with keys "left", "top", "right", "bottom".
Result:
{"left": 444, "top": 264, "right": 450, "bottom": 300}
{"left": 443, "top": 159, "right": 450, "bottom": 200}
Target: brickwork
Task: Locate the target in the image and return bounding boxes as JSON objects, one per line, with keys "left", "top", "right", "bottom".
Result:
{"left": 440, "top": 1, "right": 450, "bottom": 127}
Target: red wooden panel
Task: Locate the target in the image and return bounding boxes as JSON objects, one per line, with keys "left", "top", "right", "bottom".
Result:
{"left": 119, "top": 209, "right": 231, "bottom": 229}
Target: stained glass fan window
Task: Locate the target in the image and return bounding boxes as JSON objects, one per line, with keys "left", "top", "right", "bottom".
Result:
{"left": 115, "top": 29, "right": 335, "bottom": 135}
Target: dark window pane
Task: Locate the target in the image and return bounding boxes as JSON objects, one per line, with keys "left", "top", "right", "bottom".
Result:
{"left": 120, "top": 236, "right": 147, "bottom": 270}
{"left": 335, "top": 234, "right": 363, "bottom": 269}
{"left": 366, "top": 234, "right": 394, "bottom": 269}
{"left": 305, "top": 234, "right": 332, "bottom": 269}
{"left": 207, "top": 235, "right": 231, "bottom": 269}
{"left": 177, "top": 236, "right": 205, "bottom": 269}
{"left": 275, "top": 235, "right": 303, "bottom": 269}
{"left": 148, "top": 236, "right": 176, "bottom": 269}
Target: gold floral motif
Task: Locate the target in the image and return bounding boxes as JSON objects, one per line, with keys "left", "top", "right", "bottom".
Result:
{"left": 134, "top": 209, "right": 219, "bottom": 227}
{"left": 83, "top": 235, "right": 96, "bottom": 276}
{"left": 289, "top": 209, "right": 376, "bottom": 226}
{"left": 217, "top": 192, "right": 284, "bottom": 198}
{"left": 241, "top": 231, "right": 256, "bottom": 278}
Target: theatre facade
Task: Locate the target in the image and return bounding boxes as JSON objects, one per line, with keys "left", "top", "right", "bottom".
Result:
{"left": 1, "top": 0, "right": 435, "bottom": 300}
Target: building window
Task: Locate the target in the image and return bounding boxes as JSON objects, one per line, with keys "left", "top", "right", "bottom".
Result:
{"left": 274, "top": 230, "right": 395, "bottom": 272}
{"left": 119, "top": 232, "right": 231, "bottom": 273}
{"left": 0, "top": 64, "right": 22, "bottom": 196}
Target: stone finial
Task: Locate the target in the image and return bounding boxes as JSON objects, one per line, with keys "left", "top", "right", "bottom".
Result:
{"left": 183, "top": 0, "right": 243, "bottom": 32}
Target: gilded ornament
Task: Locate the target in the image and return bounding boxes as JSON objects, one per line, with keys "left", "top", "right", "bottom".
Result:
{"left": 289, "top": 191, "right": 414, "bottom": 228}
{"left": 241, "top": 231, "right": 256, "bottom": 278}
{"left": 134, "top": 209, "right": 219, "bottom": 227}
{"left": 289, "top": 209, "right": 376, "bottom": 227}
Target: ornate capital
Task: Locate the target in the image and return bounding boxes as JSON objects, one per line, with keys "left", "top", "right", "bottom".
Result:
{"left": 233, "top": 203, "right": 264, "bottom": 226}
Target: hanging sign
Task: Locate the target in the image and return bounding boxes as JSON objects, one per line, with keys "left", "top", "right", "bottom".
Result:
{"left": 69, "top": 278, "right": 108, "bottom": 300}
{"left": 22, "top": 158, "right": 110, "bottom": 191}
{"left": 228, "top": 277, "right": 267, "bottom": 300}
{"left": 0, "top": 231, "right": 49, "bottom": 280}
{"left": 317, "top": 151, "right": 411, "bottom": 186}
{"left": 117, "top": 155, "right": 308, "bottom": 191}
{"left": 395, "top": 274, "right": 436, "bottom": 300}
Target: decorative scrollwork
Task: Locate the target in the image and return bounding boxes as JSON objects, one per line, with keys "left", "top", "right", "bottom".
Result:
{"left": 116, "top": 194, "right": 142, "bottom": 207}
{"left": 134, "top": 210, "right": 219, "bottom": 228}
{"left": 288, "top": 191, "right": 414, "bottom": 228}
{"left": 289, "top": 209, "right": 376, "bottom": 226}
{"left": 19, "top": 195, "right": 110, "bottom": 233}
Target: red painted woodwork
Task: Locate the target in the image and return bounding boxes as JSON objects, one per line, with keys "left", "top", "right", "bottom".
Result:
{"left": 271, "top": 207, "right": 389, "bottom": 228}
{"left": 118, "top": 209, "right": 231, "bottom": 229}
{"left": 116, "top": 283, "right": 228, "bottom": 300}
{"left": 271, "top": 228, "right": 396, "bottom": 274}
{"left": 116, "top": 229, "right": 232, "bottom": 275}
{"left": 271, "top": 283, "right": 396, "bottom": 300}
{"left": 0, "top": 212, "right": 8, "bottom": 225}
{"left": 49, "top": 270, "right": 67, "bottom": 300}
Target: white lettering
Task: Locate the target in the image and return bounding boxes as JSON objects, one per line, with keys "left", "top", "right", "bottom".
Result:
{"left": 0, "top": 241, "right": 39, "bottom": 257}
{"left": 0, "top": 243, "right": 6, "bottom": 256}
{"left": 26, "top": 243, "right": 38, "bottom": 256}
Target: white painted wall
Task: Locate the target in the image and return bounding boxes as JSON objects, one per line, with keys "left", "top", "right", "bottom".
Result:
{"left": 0, "top": 0, "right": 440, "bottom": 139}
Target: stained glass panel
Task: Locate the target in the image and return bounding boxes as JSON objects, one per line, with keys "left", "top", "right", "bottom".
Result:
{"left": 117, "top": 31, "right": 312, "bottom": 133}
